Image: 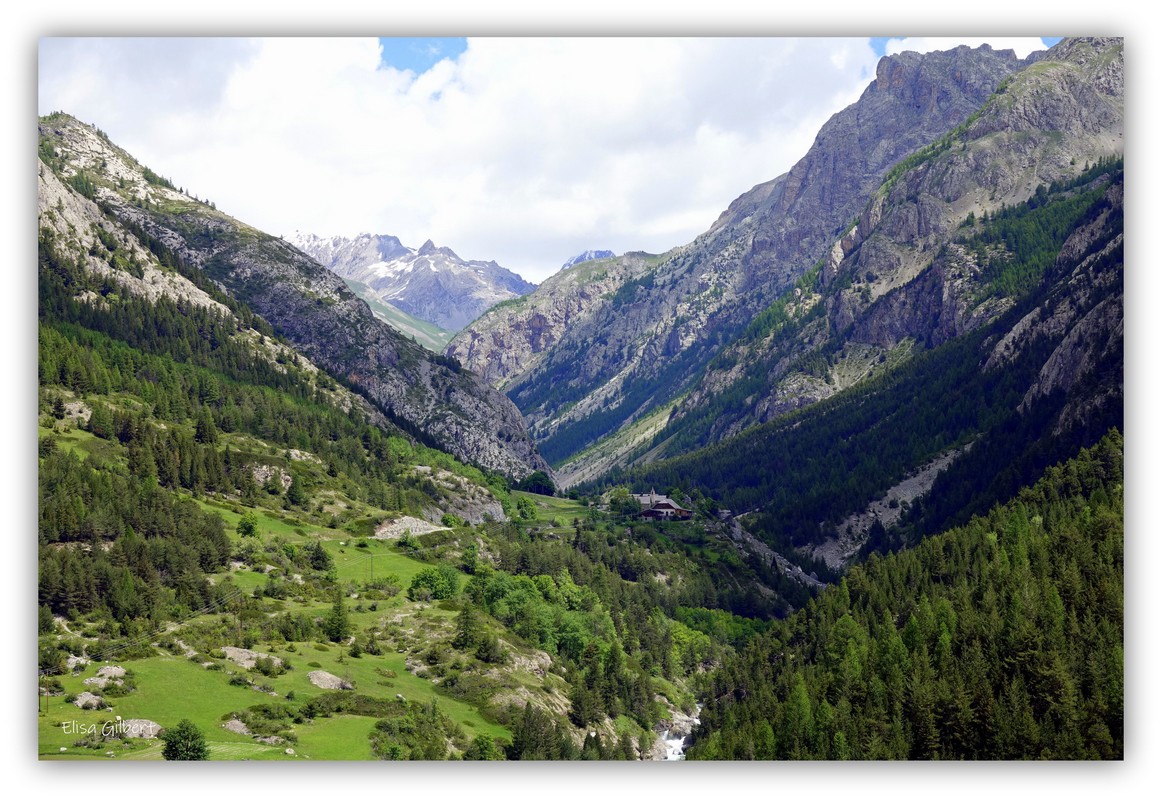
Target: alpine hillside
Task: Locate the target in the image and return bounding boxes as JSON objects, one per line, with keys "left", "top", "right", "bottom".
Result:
{"left": 38, "top": 115, "right": 550, "bottom": 480}
{"left": 595, "top": 37, "right": 1122, "bottom": 569}
{"left": 655, "top": 36, "right": 1123, "bottom": 461}
{"left": 36, "top": 35, "right": 1125, "bottom": 764}
{"left": 448, "top": 42, "right": 1044, "bottom": 475}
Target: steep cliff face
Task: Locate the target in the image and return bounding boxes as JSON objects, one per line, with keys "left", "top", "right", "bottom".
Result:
{"left": 292, "top": 232, "right": 536, "bottom": 333}
{"left": 987, "top": 179, "right": 1124, "bottom": 432}
{"left": 448, "top": 252, "right": 662, "bottom": 390}
{"left": 39, "top": 114, "right": 549, "bottom": 479}
{"left": 450, "top": 42, "right": 1037, "bottom": 467}
{"left": 706, "top": 42, "right": 1036, "bottom": 293}
{"left": 653, "top": 37, "right": 1123, "bottom": 460}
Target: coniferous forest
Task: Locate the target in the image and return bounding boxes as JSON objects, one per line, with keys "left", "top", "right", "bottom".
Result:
{"left": 688, "top": 432, "right": 1123, "bottom": 759}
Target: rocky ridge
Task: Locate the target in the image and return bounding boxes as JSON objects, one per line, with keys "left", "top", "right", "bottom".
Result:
{"left": 39, "top": 114, "right": 549, "bottom": 479}
{"left": 37, "top": 161, "right": 389, "bottom": 427}
{"left": 651, "top": 37, "right": 1124, "bottom": 460}
{"left": 449, "top": 42, "right": 1040, "bottom": 466}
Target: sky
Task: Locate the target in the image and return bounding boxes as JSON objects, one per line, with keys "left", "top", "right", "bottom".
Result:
{"left": 38, "top": 35, "right": 1058, "bottom": 284}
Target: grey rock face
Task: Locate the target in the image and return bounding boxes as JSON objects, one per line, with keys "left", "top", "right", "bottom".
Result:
{"left": 447, "top": 252, "right": 657, "bottom": 390}
{"left": 655, "top": 38, "right": 1123, "bottom": 459}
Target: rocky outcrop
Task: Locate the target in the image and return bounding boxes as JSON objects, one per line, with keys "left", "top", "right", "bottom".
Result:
{"left": 308, "top": 670, "right": 354, "bottom": 690}
{"left": 1021, "top": 294, "right": 1122, "bottom": 414}
{"left": 292, "top": 232, "right": 536, "bottom": 332}
{"left": 847, "top": 245, "right": 1012, "bottom": 350}
{"left": 73, "top": 691, "right": 105, "bottom": 709}
{"left": 447, "top": 252, "right": 657, "bottom": 389}
{"left": 412, "top": 466, "right": 507, "bottom": 524}
{"left": 220, "top": 647, "right": 283, "bottom": 670}
{"left": 983, "top": 178, "right": 1124, "bottom": 434}
{"left": 39, "top": 114, "right": 549, "bottom": 479}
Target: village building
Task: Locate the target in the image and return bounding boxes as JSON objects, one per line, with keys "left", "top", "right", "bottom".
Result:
{"left": 631, "top": 489, "right": 693, "bottom": 521}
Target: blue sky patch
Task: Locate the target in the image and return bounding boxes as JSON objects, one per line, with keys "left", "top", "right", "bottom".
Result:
{"left": 378, "top": 37, "right": 467, "bottom": 73}
{"left": 870, "top": 37, "right": 894, "bottom": 57}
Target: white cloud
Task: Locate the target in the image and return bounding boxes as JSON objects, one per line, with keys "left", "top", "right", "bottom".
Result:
{"left": 884, "top": 37, "right": 1050, "bottom": 60}
{"left": 37, "top": 37, "right": 905, "bottom": 282}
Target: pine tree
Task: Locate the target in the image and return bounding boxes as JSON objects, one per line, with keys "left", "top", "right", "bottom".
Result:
{"left": 323, "top": 591, "right": 351, "bottom": 642}
{"left": 452, "top": 604, "right": 480, "bottom": 650}
{"left": 285, "top": 473, "right": 306, "bottom": 506}
{"left": 161, "top": 719, "right": 209, "bottom": 760}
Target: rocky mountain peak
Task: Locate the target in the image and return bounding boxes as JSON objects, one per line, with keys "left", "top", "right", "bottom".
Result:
{"left": 869, "top": 44, "right": 1025, "bottom": 111}
{"left": 563, "top": 250, "right": 616, "bottom": 269}
{"left": 295, "top": 232, "right": 536, "bottom": 333}
{"left": 452, "top": 41, "right": 1043, "bottom": 470}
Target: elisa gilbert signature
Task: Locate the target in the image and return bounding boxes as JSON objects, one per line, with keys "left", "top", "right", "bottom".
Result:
{"left": 61, "top": 718, "right": 160, "bottom": 738}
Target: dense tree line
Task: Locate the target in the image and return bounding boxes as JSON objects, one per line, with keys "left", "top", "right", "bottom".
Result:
{"left": 38, "top": 445, "right": 231, "bottom": 623}
{"left": 688, "top": 431, "right": 1123, "bottom": 760}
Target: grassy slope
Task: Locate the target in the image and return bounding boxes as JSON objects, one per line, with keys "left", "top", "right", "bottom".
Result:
{"left": 341, "top": 277, "right": 455, "bottom": 352}
{"left": 38, "top": 468, "right": 511, "bottom": 760}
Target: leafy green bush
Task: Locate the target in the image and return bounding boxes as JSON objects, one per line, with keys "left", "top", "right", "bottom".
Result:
{"left": 407, "top": 565, "right": 460, "bottom": 601}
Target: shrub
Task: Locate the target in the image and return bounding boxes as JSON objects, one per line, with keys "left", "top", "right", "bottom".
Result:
{"left": 237, "top": 511, "right": 259, "bottom": 538}
{"left": 407, "top": 566, "right": 459, "bottom": 601}
{"left": 475, "top": 634, "right": 509, "bottom": 665}
{"left": 254, "top": 656, "right": 286, "bottom": 677}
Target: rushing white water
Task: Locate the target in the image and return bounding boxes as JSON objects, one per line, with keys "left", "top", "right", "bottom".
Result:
{"left": 661, "top": 703, "right": 702, "bottom": 760}
{"left": 662, "top": 730, "right": 689, "bottom": 760}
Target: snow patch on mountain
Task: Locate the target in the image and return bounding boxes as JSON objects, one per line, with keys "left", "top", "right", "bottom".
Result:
{"left": 562, "top": 250, "right": 616, "bottom": 269}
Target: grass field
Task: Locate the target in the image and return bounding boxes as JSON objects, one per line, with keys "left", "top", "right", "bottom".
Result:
{"left": 40, "top": 497, "right": 509, "bottom": 762}
{"left": 514, "top": 490, "right": 587, "bottom": 529}
{"left": 36, "top": 459, "right": 570, "bottom": 761}
{"left": 38, "top": 423, "right": 117, "bottom": 462}
{"left": 39, "top": 619, "right": 510, "bottom": 761}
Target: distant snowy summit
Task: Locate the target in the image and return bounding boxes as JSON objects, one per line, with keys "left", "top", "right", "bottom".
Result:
{"left": 291, "top": 231, "right": 536, "bottom": 332}
{"left": 562, "top": 250, "right": 615, "bottom": 269}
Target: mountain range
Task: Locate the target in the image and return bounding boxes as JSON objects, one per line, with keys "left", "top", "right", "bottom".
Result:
{"left": 449, "top": 38, "right": 1123, "bottom": 500}
{"left": 291, "top": 231, "right": 536, "bottom": 335}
